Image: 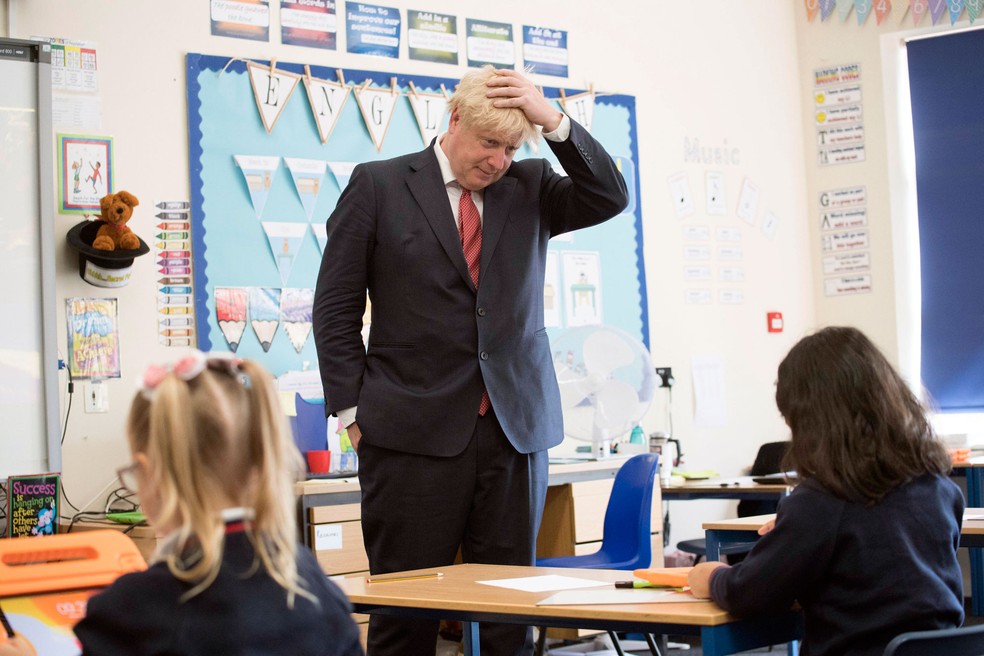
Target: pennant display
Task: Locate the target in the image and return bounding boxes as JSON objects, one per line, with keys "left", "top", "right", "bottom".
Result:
{"left": 949, "top": 0, "right": 965, "bottom": 23}
{"left": 234, "top": 155, "right": 281, "bottom": 219}
{"left": 805, "top": 0, "right": 821, "bottom": 20}
{"left": 911, "top": 0, "right": 929, "bottom": 25}
{"left": 854, "top": 0, "right": 873, "bottom": 23}
{"left": 559, "top": 89, "right": 595, "bottom": 134}
{"left": 262, "top": 222, "right": 308, "bottom": 286}
{"left": 249, "top": 287, "right": 281, "bottom": 352}
{"left": 968, "top": 0, "right": 982, "bottom": 22}
{"left": 875, "top": 0, "right": 893, "bottom": 23}
{"left": 215, "top": 287, "right": 248, "bottom": 352}
{"left": 407, "top": 82, "right": 450, "bottom": 146}
{"left": 930, "top": 0, "right": 948, "bottom": 23}
{"left": 247, "top": 61, "right": 301, "bottom": 133}
{"left": 353, "top": 78, "right": 400, "bottom": 151}
{"left": 303, "top": 66, "right": 351, "bottom": 144}
{"left": 311, "top": 222, "right": 328, "bottom": 253}
{"left": 837, "top": 0, "right": 854, "bottom": 21}
{"left": 284, "top": 157, "right": 327, "bottom": 221}
{"left": 820, "top": 0, "right": 837, "bottom": 19}
{"left": 327, "top": 161, "right": 357, "bottom": 191}
{"left": 281, "top": 288, "right": 315, "bottom": 353}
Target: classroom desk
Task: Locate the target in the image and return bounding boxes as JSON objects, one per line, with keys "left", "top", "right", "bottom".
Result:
{"left": 660, "top": 477, "right": 793, "bottom": 502}
{"left": 703, "top": 510, "right": 984, "bottom": 616}
{"left": 951, "top": 460, "right": 984, "bottom": 614}
{"left": 337, "top": 563, "right": 803, "bottom": 656}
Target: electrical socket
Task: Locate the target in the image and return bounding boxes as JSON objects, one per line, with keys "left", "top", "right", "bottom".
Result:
{"left": 84, "top": 381, "right": 108, "bottom": 413}
{"left": 655, "top": 367, "right": 674, "bottom": 388}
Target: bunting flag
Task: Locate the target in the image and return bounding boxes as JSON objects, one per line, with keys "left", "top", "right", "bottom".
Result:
{"left": 327, "top": 161, "right": 357, "bottom": 191}
{"left": 930, "top": 0, "right": 948, "bottom": 23}
{"left": 249, "top": 287, "right": 281, "bottom": 352}
{"left": 837, "top": 0, "right": 854, "bottom": 21}
{"left": 949, "top": 0, "right": 966, "bottom": 23}
{"left": 559, "top": 88, "right": 595, "bottom": 134}
{"left": 820, "top": 0, "right": 837, "bottom": 20}
{"left": 214, "top": 287, "right": 248, "bottom": 352}
{"left": 854, "top": 0, "right": 873, "bottom": 23}
{"left": 311, "top": 222, "right": 327, "bottom": 253}
{"left": 247, "top": 61, "right": 301, "bottom": 133}
{"left": 234, "top": 155, "right": 281, "bottom": 219}
{"left": 353, "top": 77, "right": 400, "bottom": 151}
{"left": 283, "top": 157, "right": 327, "bottom": 221}
{"left": 875, "top": 0, "right": 894, "bottom": 23}
{"left": 911, "top": 0, "right": 929, "bottom": 24}
{"left": 261, "top": 222, "right": 308, "bottom": 286}
{"left": 303, "top": 66, "right": 350, "bottom": 144}
{"left": 805, "top": 0, "right": 821, "bottom": 21}
{"left": 968, "top": 0, "right": 982, "bottom": 22}
{"left": 281, "top": 288, "right": 315, "bottom": 353}
{"left": 407, "top": 81, "right": 450, "bottom": 146}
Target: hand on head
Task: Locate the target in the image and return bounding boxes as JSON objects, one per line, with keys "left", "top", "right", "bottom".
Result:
{"left": 484, "top": 69, "right": 563, "bottom": 133}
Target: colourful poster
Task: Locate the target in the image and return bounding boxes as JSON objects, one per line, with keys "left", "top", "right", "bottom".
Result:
{"left": 466, "top": 19, "right": 514, "bottom": 69}
{"left": 210, "top": 0, "right": 270, "bottom": 41}
{"left": 65, "top": 298, "right": 121, "bottom": 379}
{"left": 522, "top": 26, "right": 568, "bottom": 78}
{"left": 7, "top": 473, "right": 60, "bottom": 538}
{"left": 57, "top": 134, "right": 113, "bottom": 214}
{"left": 346, "top": 3, "right": 401, "bottom": 58}
{"left": 408, "top": 10, "right": 458, "bottom": 64}
{"left": 281, "top": 0, "right": 337, "bottom": 49}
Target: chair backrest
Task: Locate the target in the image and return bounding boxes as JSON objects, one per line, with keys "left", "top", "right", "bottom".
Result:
{"left": 737, "top": 440, "right": 791, "bottom": 518}
{"left": 293, "top": 393, "right": 329, "bottom": 453}
{"left": 883, "top": 624, "right": 984, "bottom": 656}
{"left": 599, "top": 453, "right": 660, "bottom": 569}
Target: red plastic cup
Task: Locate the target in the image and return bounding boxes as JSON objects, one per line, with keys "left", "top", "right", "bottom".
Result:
{"left": 306, "top": 449, "right": 331, "bottom": 474}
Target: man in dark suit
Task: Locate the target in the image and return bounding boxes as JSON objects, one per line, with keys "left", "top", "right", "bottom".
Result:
{"left": 313, "top": 66, "right": 628, "bottom": 656}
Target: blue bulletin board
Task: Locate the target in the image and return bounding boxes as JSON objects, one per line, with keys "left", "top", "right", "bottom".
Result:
{"left": 186, "top": 52, "right": 648, "bottom": 376}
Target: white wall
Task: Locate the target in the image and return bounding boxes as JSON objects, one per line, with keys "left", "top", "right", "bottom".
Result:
{"left": 5, "top": 0, "right": 814, "bottom": 544}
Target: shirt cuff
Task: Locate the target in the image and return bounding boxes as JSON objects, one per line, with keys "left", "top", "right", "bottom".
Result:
{"left": 337, "top": 406, "right": 357, "bottom": 429}
{"left": 542, "top": 114, "right": 571, "bottom": 142}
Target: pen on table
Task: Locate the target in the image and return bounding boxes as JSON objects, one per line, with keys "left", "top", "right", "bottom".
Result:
{"left": 366, "top": 572, "right": 444, "bottom": 584}
{"left": 1, "top": 606, "right": 14, "bottom": 638}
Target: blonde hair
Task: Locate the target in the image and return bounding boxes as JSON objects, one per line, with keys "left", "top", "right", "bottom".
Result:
{"left": 449, "top": 65, "right": 541, "bottom": 148}
{"left": 127, "top": 356, "right": 311, "bottom": 606}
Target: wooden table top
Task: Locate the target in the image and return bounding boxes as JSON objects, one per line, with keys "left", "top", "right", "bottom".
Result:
{"left": 337, "top": 563, "right": 737, "bottom": 627}
{"left": 662, "top": 476, "right": 792, "bottom": 496}
{"left": 703, "top": 509, "right": 984, "bottom": 534}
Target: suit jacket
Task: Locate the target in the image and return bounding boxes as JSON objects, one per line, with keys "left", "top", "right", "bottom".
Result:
{"left": 75, "top": 531, "right": 364, "bottom": 656}
{"left": 313, "top": 119, "right": 628, "bottom": 457}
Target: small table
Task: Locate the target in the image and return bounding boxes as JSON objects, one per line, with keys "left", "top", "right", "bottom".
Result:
{"left": 338, "top": 563, "right": 803, "bottom": 656}
{"left": 661, "top": 477, "right": 793, "bottom": 502}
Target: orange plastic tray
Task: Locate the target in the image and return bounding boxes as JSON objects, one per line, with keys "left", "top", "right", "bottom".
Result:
{"left": 0, "top": 530, "right": 146, "bottom": 598}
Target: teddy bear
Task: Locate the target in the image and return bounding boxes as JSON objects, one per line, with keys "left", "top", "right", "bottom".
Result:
{"left": 92, "top": 190, "right": 141, "bottom": 251}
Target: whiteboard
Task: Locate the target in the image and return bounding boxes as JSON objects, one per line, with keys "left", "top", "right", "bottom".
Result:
{"left": 0, "top": 39, "right": 60, "bottom": 479}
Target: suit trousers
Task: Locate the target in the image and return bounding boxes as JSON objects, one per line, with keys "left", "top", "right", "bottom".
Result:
{"left": 358, "top": 407, "right": 549, "bottom": 656}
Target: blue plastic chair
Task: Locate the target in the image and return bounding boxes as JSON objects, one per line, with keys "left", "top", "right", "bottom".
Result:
{"left": 292, "top": 393, "right": 329, "bottom": 454}
{"left": 538, "top": 452, "right": 660, "bottom": 571}
{"left": 883, "top": 624, "right": 984, "bottom": 656}
{"left": 535, "top": 453, "right": 662, "bottom": 655}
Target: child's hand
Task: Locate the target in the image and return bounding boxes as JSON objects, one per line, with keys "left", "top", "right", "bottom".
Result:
{"left": 757, "top": 519, "right": 776, "bottom": 535}
{"left": 0, "top": 635, "right": 35, "bottom": 656}
{"left": 687, "top": 561, "right": 728, "bottom": 599}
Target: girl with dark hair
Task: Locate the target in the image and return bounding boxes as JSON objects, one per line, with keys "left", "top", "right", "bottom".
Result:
{"left": 689, "top": 326, "right": 964, "bottom": 656}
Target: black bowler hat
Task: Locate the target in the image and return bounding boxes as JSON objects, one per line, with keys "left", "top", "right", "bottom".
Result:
{"left": 66, "top": 220, "right": 150, "bottom": 288}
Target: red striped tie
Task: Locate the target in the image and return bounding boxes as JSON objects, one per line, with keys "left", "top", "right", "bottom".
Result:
{"left": 458, "top": 189, "right": 490, "bottom": 416}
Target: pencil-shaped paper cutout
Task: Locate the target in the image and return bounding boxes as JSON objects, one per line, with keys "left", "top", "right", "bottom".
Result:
{"left": 215, "top": 287, "right": 248, "bottom": 352}
{"left": 249, "top": 287, "right": 281, "bottom": 353}
{"left": 281, "top": 288, "right": 314, "bottom": 353}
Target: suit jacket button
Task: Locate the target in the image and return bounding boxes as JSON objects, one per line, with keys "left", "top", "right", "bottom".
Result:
{"left": 480, "top": 351, "right": 489, "bottom": 360}
{"left": 477, "top": 307, "right": 486, "bottom": 316}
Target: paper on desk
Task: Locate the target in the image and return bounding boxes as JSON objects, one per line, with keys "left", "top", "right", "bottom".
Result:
{"left": 477, "top": 575, "right": 609, "bottom": 593}
{"left": 537, "top": 589, "right": 703, "bottom": 605}
{"left": 966, "top": 514, "right": 984, "bottom": 521}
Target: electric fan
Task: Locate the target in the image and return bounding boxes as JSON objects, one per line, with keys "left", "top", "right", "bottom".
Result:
{"left": 552, "top": 324, "right": 657, "bottom": 459}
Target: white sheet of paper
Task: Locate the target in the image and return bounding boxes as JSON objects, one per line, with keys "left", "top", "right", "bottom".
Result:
{"left": 476, "top": 575, "right": 609, "bottom": 593}
{"left": 537, "top": 589, "right": 703, "bottom": 605}
{"left": 692, "top": 354, "right": 728, "bottom": 427}
{"left": 965, "top": 514, "right": 984, "bottom": 521}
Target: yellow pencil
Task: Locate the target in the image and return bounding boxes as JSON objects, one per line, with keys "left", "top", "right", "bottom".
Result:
{"left": 366, "top": 573, "right": 443, "bottom": 584}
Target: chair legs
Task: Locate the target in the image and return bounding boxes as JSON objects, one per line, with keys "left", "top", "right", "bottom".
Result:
{"left": 534, "top": 627, "right": 663, "bottom": 656}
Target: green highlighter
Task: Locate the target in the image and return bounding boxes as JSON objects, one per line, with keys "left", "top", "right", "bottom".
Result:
{"left": 614, "top": 581, "right": 685, "bottom": 591}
